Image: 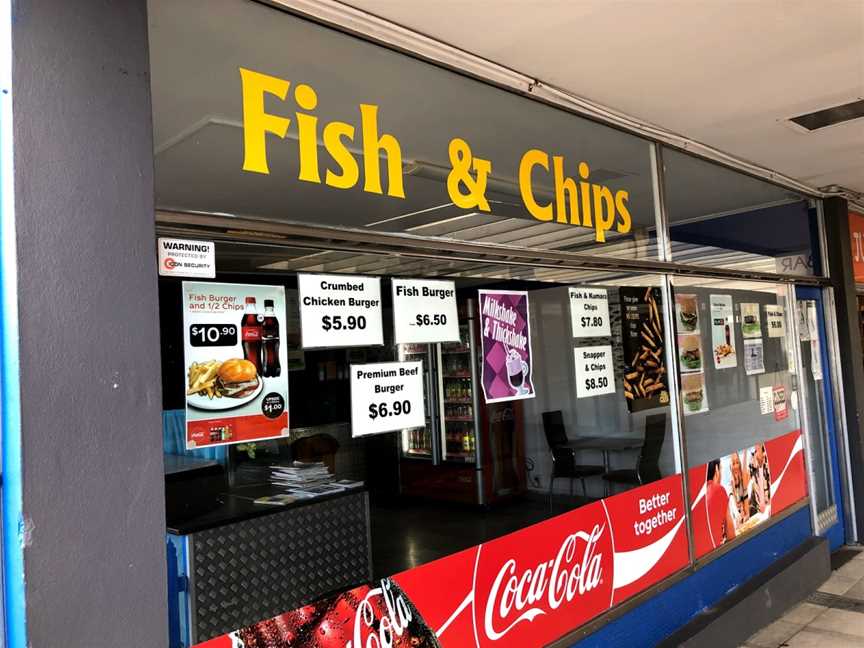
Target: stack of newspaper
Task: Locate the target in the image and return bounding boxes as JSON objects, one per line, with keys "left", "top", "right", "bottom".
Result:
{"left": 269, "top": 461, "right": 362, "bottom": 498}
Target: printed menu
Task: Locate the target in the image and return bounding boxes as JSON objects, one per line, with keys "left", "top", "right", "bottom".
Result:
{"left": 620, "top": 286, "right": 668, "bottom": 412}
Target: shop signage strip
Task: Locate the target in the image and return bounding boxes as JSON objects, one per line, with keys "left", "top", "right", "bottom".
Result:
{"left": 156, "top": 210, "right": 831, "bottom": 286}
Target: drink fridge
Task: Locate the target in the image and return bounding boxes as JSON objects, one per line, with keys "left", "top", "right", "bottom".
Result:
{"left": 397, "top": 299, "right": 526, "bottom": 505}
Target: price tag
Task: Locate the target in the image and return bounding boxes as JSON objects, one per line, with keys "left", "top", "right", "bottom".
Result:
{"left": 189, "top": 323, "right": 238, "bottom": 347}
{"left": 765, "top": 305, "right": 785, "bottom": 338}
{"left": 298, "top": 273, "right": 383, "bottom": 348}
{"left": 569, "top": 287, "right": 611, "bottom": 338}
{"left": 392, "top": 278, "right": 460, "bottom": 344}
{"left": 350, "top": 361, "right": 425, "bottom": 437}
{"left": 574, "top": 345, "right": 616, "bottom": 399}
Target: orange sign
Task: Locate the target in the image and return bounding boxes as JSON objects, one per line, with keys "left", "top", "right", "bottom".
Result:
{"left": 849, "top": 211, "right": 864, "bottom": 283}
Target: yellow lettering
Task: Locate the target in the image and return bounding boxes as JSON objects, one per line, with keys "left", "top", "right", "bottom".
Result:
{"left": 578, "top": 162, "right": 592, "bottom": 228}
{"left": 615, "top": 190, "right": 632, "bottom": 234}
{"left": 323, "top": 121, "right": 359, "bottom": 189}
{"left": 592, "top": 185, "right": 616, "bottom": 242}
{"left": 295, "top": 84, "right": 320, "bottom": 183}
{"left": 519, "top": 150, "right": 553, "bottom": 222}
{"left": 553, "top": 156, "right": 578, "bottom": 225}
{"left": 360, "top": 104, "right": 405, "bottom": 198}
{"left": 239, "top": 68, "right": 291, "bottom": 175}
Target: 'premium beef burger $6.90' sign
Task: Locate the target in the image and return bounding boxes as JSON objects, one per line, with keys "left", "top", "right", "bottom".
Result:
{"left": 194, "top": 475, "right": 689, "bottom": 648}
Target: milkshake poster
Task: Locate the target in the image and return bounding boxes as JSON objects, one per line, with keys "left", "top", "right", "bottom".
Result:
{"left": 478, "top": 290, "right": 535, "bottom": 403}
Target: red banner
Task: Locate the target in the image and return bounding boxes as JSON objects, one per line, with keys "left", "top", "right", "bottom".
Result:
{"left": 688, "top": 430, "right": 806, "bottom": 558}
{"left": 195, "top": 475, "right": 689, "bottom": 647}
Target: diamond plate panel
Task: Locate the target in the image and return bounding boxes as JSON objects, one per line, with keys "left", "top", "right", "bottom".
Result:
{"left": 190, "top": 491, "right": 370, "bottom": 642}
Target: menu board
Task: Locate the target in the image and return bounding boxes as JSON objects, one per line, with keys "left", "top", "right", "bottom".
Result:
{"left": 569, "top": 287, "right": 611, "bottom": 338}
{"left": 743, "top": 338, "right": 765, "bottom": 376}
{"left": 740, "top": 303, "right": 761, "bottom": 339}
{"left": 298, "top": 273, "right": 383, "bottom": 348}
{"left": 574, "top": 345, "right": 616, "bottom": 399}
{"left": 765, "top": 305, "right": 786, "bottom": 338}
{"left": 182, "top": 282, "right": 290, "bottom": 449}
{"left": 710, "top": 295, "right": 737, "bottom": 369}
{"left": 478, "top": 290, "right": 535, "bottom": 403}
{"left": 350, "top": 361, "right": 425, "bottom": 437}
{"left": 391, "top": 278, "right": 460, "bottom": 344}
{"left": 620, "top": 287, "right": 668, "bottom": 412}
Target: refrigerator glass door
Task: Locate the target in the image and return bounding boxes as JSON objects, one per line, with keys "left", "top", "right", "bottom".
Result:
{"left": 440, "top": 323, "right": 477, "bottom": 463}
{"left": 398, "top": 343, "right": 435, "bottom": 459}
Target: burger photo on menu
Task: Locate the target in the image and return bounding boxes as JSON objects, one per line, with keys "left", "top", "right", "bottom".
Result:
{"left": 681, "top": 371, "right": 708, "bottom": 414}
{"left": 186, "top": 358, "right": 263, "bottom": 410}
{"left": 677, "top": 334, "right": 702, "bottom": 372}
{"left": 675, "top": 294, "right": 699, "bottom": 332}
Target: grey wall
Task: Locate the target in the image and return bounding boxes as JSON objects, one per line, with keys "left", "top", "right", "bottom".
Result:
{"left": 11, "top": 1, "right": 167, "bottom": 646}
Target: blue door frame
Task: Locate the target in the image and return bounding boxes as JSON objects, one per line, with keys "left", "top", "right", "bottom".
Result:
{"left": 796, "top": 285, "right": 846, "bottom": 550}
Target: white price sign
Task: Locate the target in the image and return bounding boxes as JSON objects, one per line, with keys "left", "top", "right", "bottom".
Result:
{"left": 392, "top": 278, "right": 460, "bottom": 344}
{"left": 569, "top": 287, "right": 611, "bottom": 338}
{"left": 350, "top": 361, "right": 425, "bottom": 437}
{"left": 574, "top": 345, "right": 616, "bottom": 398}
{"left": 298, "top": 273, "right": 383, "bottom": 348}
{"left": 765, "top": 305, "right": 786, "bottom": 338}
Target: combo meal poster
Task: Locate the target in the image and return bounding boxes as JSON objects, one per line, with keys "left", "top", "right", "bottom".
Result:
{"left": 183, "top": 282, "right": 290, "bottom": 449}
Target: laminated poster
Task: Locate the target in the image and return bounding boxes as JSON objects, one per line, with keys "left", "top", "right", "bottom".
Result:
{"left": 675, "top": 293, "right": 700, "bottom": 334}
{"left": 743, "top": 338, "right": 765, "bottom": 376}
{"left": 620, "top": 287, "right": 669, "bottom": 412}
{"left": 681, "top": 371, "right": 709, "bottom": 416}
{"left": 740, "top": 303, "right": 762, "bottom": 339}
{"left": 478, "top": 290, "right": 535, "bottom": 403}
{"left": 765, "top": 305, "right": 785, "bottom": 338}
{"left": 710, "top": 295, "right": 737, "bottom": 369}
{"left": 759, "top": 386, "right": 774, "bottom": 415}
{"left": 182, "top": 282, "right": 290, "bottom": 450}
{"left": 773, "top": 386, "right": 789, "bottom": 422}
{"left": 678, "top": 333, "right": 703, "bottom": 374}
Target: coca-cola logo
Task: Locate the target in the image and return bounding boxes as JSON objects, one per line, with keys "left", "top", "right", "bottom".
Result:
{"left": 483, "top": 523, "right": 605, "bottom": 641}
{"left": 348, "top": 579, "right": 412, "bottom": 648}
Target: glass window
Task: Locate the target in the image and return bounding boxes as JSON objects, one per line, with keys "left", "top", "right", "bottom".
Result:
{"left": 671, "top": 277, "right": 807, "bottom": 558}
{"left": 161, "top": 244, "right": 679, "bottom": 579}
{"left": 662, "top": 148, "right": 819, "bottom": 276}
{"left": 150, "top": 0, "right": 659, "bottom": 261}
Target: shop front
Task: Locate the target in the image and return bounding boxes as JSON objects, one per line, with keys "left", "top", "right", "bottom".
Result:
{"left": 153, "top": 1, "right": 845, "bottom": 646}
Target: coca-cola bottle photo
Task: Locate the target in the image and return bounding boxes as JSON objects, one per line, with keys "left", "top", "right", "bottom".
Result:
{"left": 241, "top": 296, "right": 263, "bottom": 373}
{"left": 261, "top": 298, "right": 281, "bottom": 377}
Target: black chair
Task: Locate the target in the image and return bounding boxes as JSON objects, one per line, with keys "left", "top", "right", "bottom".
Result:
{"left": 602, "top": 413, "right": 666, "bottom": 490}
{"left": 542, "top": 411, "right": 604, "bottom": 511}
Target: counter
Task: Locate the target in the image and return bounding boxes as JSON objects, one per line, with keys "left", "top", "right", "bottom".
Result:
{"left": 167, "top": 485, "right": 371, "bottom": 647}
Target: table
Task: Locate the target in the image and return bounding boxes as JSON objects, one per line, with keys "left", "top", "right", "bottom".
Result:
{"left": 565, "top": 436, "right": 643, "bottom": 496}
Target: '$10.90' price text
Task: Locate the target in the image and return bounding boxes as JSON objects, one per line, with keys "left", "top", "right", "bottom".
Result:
{"left": 368, "top": 400, "right": 412, "bottom": 420}
{"left": 321, "top": 315, "right": 367, "bottom": 332}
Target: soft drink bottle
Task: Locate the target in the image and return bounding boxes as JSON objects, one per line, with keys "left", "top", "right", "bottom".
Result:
{"left": 241, "top": 297, "right": 263, "bottom": 373}
{"left": 262, "top": 298, "right": 281, "bottom": 377}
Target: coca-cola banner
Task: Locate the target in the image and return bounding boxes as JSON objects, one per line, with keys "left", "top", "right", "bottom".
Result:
{"left": 688, "top": 429, "right": 806, "bottom": 558}
{"left": 478, "top": 290, "right": 536, "bottom": 403}
{"left": 183, "top": 282, "right": 290, "bottom": 449}
{"left": 194, "top": 475, "right": 689, "bottom": 647}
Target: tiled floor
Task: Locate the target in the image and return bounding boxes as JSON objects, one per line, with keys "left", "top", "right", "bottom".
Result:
{"left": 742, "top": 546, "right": 864, "bottom": 647}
